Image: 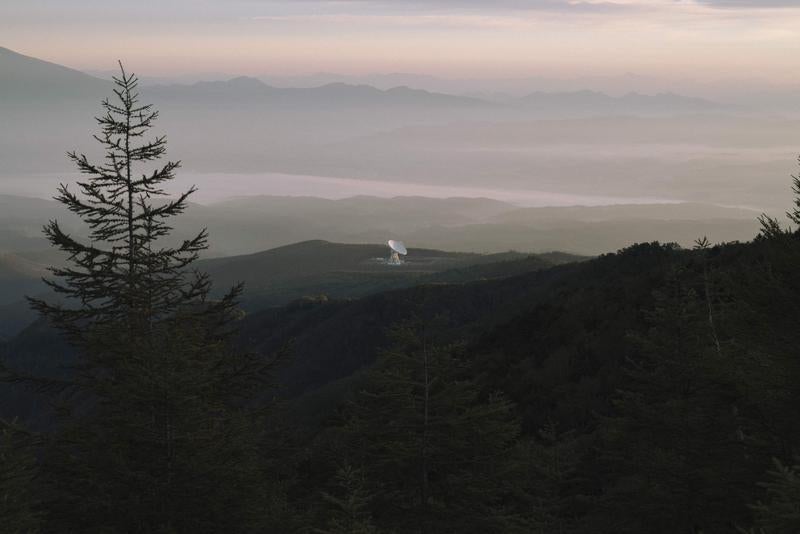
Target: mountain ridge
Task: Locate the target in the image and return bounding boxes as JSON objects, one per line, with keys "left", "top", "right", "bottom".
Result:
{"left": 0, "top": 45, "right": 109, "bottom": 100}
{"left": 1, "top": 45, "right": 725, "bottom": 113}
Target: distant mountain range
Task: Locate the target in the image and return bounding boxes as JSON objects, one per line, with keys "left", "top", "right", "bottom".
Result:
{"left": 1, "top": 47, "right": 486, "bottom": 110}
{"left": 1, "top": 45, "right": 725, "bottom": 115}
{"left": 144, "top": 76, "right": 489, "bottom": 109}
{"left": 224, "top": 70, "right": 800, "bottom": 109}
{"left": 140, "top": 74, "right": 720, "bottom": 113}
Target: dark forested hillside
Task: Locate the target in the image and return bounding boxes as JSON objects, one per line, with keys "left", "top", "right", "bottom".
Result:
{"left": 5, "top": 223, "right": 800, "bottom": 531}
{"left": 0, "top": 238, "right": 576, "bottom": 340}
{"left": 199, "top": 240, "right": 577, "bottom": 310}
{"left": 246, "top": 234, "right": 800, "bottom": 532}
{"left": 230, "top": 241, "right": 680, "bottom": 420}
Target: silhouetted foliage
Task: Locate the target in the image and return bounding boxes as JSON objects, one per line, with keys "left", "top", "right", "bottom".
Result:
{"left": 332, "top": 323, "right": 527, "bottom": 533}
{"left": 316, "top": 464, "right": 380, "bottom": 534}
{"left": 588, "top": 269, "right": 748, "bottom": 532}
{"left": 13, "top": 64, "right": 275, "bottom": 532}
{"left": 744, "top": 458, "right": 800, "bottom": 534}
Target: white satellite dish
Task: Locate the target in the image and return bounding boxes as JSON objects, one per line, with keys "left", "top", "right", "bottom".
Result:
{"left": 387, "top": 240, "right": 407, "bottom": 265}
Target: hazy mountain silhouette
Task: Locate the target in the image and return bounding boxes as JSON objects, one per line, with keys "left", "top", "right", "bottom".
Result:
{"left": 0, "top": 46, "right": 108, "bottom": 101}
{"left": 1, "top": 46, "right": 729, "bottom": 115}
{"left": 144, "top": 76, "right": 491, "bottom": 109}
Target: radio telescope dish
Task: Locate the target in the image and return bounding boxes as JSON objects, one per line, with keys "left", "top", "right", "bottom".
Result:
{"left": 387, "top": 240, "right": 407, "bottom": 265}
{"left": 388, "top": 240, "right": 407, "bottom": 255}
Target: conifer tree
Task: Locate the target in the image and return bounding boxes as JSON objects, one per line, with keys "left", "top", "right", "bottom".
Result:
{"left": 25, "top": 64, "right": 273, "bottom": 532}
{"left": 316, "top": 464, "right": 380, "bottom": 534}
{"left": 732, "top": 157, "right": 800, "bottom": 533}
{"left": 758, "top": 155, "right": 800, "bottom": 239}
{"left": 744, "top": 457, "right": 800, "bottom": 534}
{"left": 729, "top": 157, "right": 800, "bottom": 459}
{"left": 339, "top": 322, "right": 526, "bottom": 534}
{"left": 588, "top": 269, "right": 748, "bottom": 533}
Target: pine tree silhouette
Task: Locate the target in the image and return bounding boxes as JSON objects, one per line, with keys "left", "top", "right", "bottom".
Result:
{"left": 23, "top": 63, "right": 274, "bottom": 532}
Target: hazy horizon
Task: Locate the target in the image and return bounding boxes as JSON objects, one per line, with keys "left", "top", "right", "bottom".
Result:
{"left": 2, "top": 2, "right": 799, "bottom": 257}
{"left": 0, "top": 170, "right": 684, "bottom": 208}
{"left": 3, "top": 0, "right": 800, "bottom": 90}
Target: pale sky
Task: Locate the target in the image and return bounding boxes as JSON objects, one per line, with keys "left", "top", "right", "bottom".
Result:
{"left": 2, "top": 0, "right": 799, "bottom": 84}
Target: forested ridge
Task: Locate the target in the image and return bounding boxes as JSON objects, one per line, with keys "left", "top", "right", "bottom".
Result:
{"left": 3, "top": 67, "right": 800, "bottom": 533}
